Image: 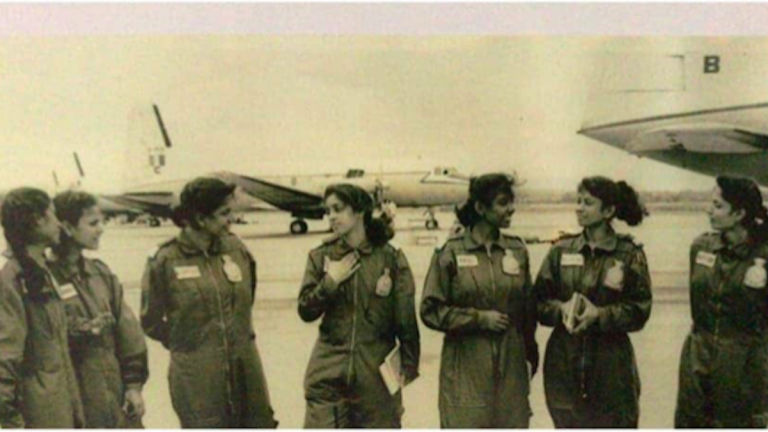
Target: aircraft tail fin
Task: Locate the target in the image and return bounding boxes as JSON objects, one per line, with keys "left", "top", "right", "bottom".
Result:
{"left": 123, "top": 104, "right": 173, "bottom": 189}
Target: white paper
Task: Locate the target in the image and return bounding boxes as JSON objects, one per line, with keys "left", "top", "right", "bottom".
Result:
{"left": 380, "top": 344, "right": 402, "bottom": 396}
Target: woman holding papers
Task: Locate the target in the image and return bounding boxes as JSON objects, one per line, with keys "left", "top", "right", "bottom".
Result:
{"left": 48, "top": 190, "right": 148, "bottom": 428}
{"left": 534, "top": 176, "right": 651, "bottom": 428}
{"left": 675, "top": 176, "right": 768, "bottom": 428}
{"left": 421, "top": 173, "right": 539, "bottom": 428}
{"left": 298, "top": 183, "right": 420, "bottom": 428}
{"left": 141, "top": 177, "right": 277, "bottom": 428}
{"left": 0, "top": 188, "right": 84, "bottom": 428}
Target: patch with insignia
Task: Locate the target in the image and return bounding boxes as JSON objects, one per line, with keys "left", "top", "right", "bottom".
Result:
{"left": 222, "top": 255, "right": 243, "bottom": 283}
{"left": 502, "top": 250, "right": 520, "bottom": 275}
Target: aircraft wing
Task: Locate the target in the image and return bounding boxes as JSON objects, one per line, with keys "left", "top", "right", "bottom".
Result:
{"left": 581, "top": 122, "right": 768, "bottom": 155}
{"left": 101, "top": 192, "right": 176, "bottom": 219}
{"left": 213, "top": 171, "right": 324, "bottom": 213}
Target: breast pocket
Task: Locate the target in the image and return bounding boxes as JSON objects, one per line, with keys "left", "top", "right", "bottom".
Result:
{"left": 450, "top": 266, "right": 480, "bottom": 306}
{"left": 166, "top": 265, "right": 208, "bottom": 349}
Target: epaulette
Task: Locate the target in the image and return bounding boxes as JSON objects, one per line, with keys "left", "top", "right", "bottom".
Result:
{"left": 501, "top": 233, "right": 524, "bottom": 243}
{"left": 553, "top": 231, "right": 580, "bottom": 245}
{"left": 90, "top": 258, "right": 112, "bottom": 274}
{"left": 149, "top": 238, "right": 175, "bottom": 260}
{"left": 322, "top": 234, "right": 340, "bottom": 245}
{"left": 434, "top": 232, "right": 462, "bottom": 253}
{"left": 617, "top": 233, "right": 643, "bottom": 249}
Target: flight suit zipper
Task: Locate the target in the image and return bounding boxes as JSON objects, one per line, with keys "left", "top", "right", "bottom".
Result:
{"left": 346, "top": 266, "right": 359, "bottom": 387}
{"left": 580, "top": 252, "right": 596, "bottom": 400}
{"left": 203, "top": 251, "right": 235, "bottom": 415}
{"left": 485, "top": 247, "right": 500, "bottom": 369}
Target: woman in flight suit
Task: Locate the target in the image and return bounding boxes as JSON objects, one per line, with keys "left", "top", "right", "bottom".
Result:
{"left": 675, "top": 176, "right": 768, "bottom": 428}
{"left": 141, "top": 177, "right": 277, "bottom": 428}
{"left": 299, "top": 183, "right": 421, "bottom": 428}
{"left": 421, "top": 173, "right": 539, "bottom": 429}
{"left": 0, "top": 187, "right": 84, "bottom": 428}
{"left": 49, "top": 190, "right": 148, "bottom": 428}
{"left": 534, "top": 176, "right": 651, "bottom": 428}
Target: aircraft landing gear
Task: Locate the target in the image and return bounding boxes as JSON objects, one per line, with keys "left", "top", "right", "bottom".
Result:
{"left": 149, "top": 217, "right": 161, "bottom": 228}
{"left": 425, "top": 208, "right": 439, "bottom": 230}
{"left": 290, "top": 219, "right": 309, "bottom": 235}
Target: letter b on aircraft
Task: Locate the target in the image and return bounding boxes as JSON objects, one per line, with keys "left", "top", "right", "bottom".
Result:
{"left": 704, "top": 55, "right": 720, "bottom": 74}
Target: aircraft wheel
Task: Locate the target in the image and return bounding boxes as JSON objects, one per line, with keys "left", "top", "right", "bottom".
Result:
{"left": 149, "top": 217, "right": 161, "bottom": 228}
{"left": 290, "top": 220, "right": 308, "bottom": 235}
{"left": 426, "top": 219, "right": 439, "bottom": 230}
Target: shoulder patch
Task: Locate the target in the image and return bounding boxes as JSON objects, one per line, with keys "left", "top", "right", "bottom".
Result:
{"left": 553, "top": 232, "right": 579, "bottom": 247}
{"left": 501, "top": 233, "right": 525, "bottom": 247}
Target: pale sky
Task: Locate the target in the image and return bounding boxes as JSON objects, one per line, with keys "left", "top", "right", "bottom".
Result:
{"left": 1, "top": 33, "right": 765, "bottom": 194}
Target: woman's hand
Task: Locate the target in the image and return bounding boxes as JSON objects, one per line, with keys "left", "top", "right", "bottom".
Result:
{"left": 326, "top": 253, "right": 360, "bottom": 289}
{"left": 478, "top": 310, "right": 510, "bottom": 332}
{"left": 560, "top": 293, "right": 583, "bottom": 333}
{"left": 573, "top": 296, "right": 600, "bottom": 335}
{"left": 123, "top": 388, "right": 145, "bottom": 419}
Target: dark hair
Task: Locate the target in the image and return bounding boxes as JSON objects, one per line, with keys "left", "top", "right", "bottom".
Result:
{"left": 1, "top": 188, "right": 53, "bottom": 302}
{"left": 172, "top": 177, "right": 236, "bottom": 229}
{"left": 455, "top": 173, "right": 516, "bottom": 228}
{"left": 324, "top": 183, "right": 394, "bottom": 247}
{"left": 716, "top": 175, "right": 768, "bottom": 243}
{"left": 52, "top": 190, "right": 99, "bottom": 256}
{"left": 578, "top": 176, "right": 647, "bottom": 226}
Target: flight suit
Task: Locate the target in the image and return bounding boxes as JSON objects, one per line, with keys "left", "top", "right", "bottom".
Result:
{"left": 299, "top": 236, "right": 420, "bottom": 428}
{"left": 421, "top": 230, "right": 538, "bottom": 428}
{"left": 0, "top": 251, "right": 85, "bottom": 428}
{"left": 49, "top": 256, "right": 148, "bottom": 428}
{"left": 534, "top": 231, "right": 651, "bottom": 428}
{"left": 141, "top": 231, "right": 277, "bottom": 428}
{"left": 675, "top": 233, "right": 768, "bottom": 428}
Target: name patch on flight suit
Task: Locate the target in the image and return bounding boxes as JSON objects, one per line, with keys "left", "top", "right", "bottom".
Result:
{"left": 502, "top": 250, "right": 520, "bottom": 275}
{"left": 695, "top": 251, "right": 717, "bottom": 268}
{"left": 456, "top": 255, "right": 479, "bottom": 268}
{"left": 174, "top": 266, "right": 202, "bottom": 280}
{"left": 561, "top": 253, "right": 585, "bottom": 267}
{"left": 56, "top": 283, "right": 79, "bottom": 300}
{"left": 222, "top": 255, "right": 243, "bottom": 283}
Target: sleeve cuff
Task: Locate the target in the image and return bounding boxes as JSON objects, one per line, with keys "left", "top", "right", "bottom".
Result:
{"left": 597, "top": 307, "right": 611, "bottom": 331}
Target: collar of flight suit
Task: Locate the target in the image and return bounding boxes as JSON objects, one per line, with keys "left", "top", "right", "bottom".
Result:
{"left": 175, "top": 228, "right": 232, "bottom": 257}
{"left": 710, "top": 233, "right": 754, "bottom": 260}
{"left": 326, "top": 234, "right": 374, "bottom": 256}
{"left": 460, "top": 227, "right": 517, "bottom": 252}
{"left": 571, "top": 228, "right": 619, "bottom": 253}
{"left": 48, "top": 254, "right": 102, "bottom": 281}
